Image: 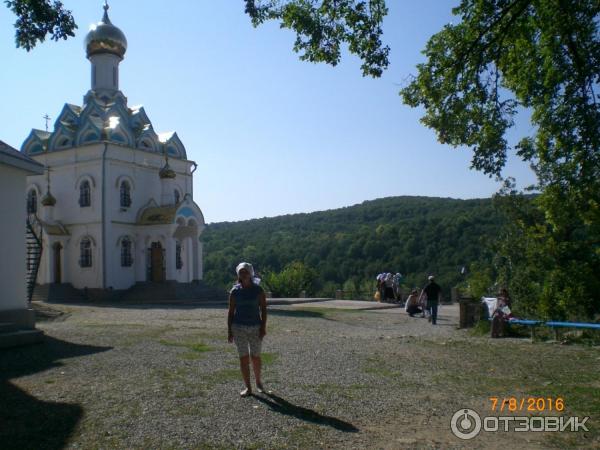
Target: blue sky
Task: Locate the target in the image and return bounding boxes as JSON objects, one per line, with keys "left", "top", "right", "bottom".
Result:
{"left": 0, "top": 0, "right": 537, "bottom": 223}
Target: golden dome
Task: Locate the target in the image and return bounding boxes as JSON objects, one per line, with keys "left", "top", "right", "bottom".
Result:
{"left": 85, "top": 4, "right": 127, "bottom": 59}
{"left": 41, "top": 190, "right": 56, "bottom": 206}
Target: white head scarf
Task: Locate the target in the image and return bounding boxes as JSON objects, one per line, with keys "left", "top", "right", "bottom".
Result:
{"left": 236, "top": 262, "right": 255, "bottom": 278}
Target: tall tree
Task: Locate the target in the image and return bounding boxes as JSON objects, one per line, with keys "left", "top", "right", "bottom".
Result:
{"left": 401, "top": 0, "right": 600, "bottom": 189}
{"left": 5, "top": 0, "right": 76, "bottom": 50}
{"left": 244, "top": 0, "right": 390, "bottom": 77}
{"left": 399, "top": 0, "right": 600, "bottom": 319}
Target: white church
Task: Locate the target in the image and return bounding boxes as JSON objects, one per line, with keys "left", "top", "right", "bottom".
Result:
{"left": 21, "top": 4, "right": 206, "bottom": 297}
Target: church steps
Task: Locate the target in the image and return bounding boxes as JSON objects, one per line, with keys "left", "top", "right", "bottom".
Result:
{"left": 0, "top": 322, "right": 20, "bottom": 333}
{"left": 33, "top": 283, "right": 88, "bottom": 303}
{"left": 31, "top": 282, "right": 227, "bottom": 304}
{"left": 0, "top": 327, "right": 44, "bottom": 349}
{"left": 119, "top": 281, "right": 228, "bottom": 303}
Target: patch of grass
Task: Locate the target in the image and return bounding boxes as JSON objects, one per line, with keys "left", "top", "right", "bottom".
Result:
{"left": 363, "top": 356, "right": 402, "bottom": 379}
{"left": 167, "top": 401, "right": 208, "bottom": 418}
{"left": 260, "top": 352, "right": 278, "bottom": 366}
{"left": 469, "top": 319, "right": 491, "bottom": 336}
{"left": 152, "top": 367, "right": 190, "bottom": 382}
{"left": 283, "top": 424, "right": 327, "bottom": 448}
{"left": 158, "top": 339, "right": 213, "bottom": 353}
{"left": 202, "top": 368, "right": 241, "bottom": 386}
{"left": 180, "top": 351, "right": 203, "bottom": 360}
{"left": 312, "top": 383, "right": 368, "bottom": 400}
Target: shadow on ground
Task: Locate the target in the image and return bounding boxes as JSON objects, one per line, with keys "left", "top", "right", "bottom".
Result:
{"left": 41, "top": 300, "right": 228, "bottom": 310}
{"left": 0, "top": 336, "right": 112, "bottom": 450}
{"left": 267, "top": 309, "right": 327, "bottom": 319}
{"left": 254, "top": 392, "right": 359, "bottom": 432}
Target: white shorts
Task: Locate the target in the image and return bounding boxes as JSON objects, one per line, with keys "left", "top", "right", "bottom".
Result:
{"left": 231, "top": 324, "right": 262, "bottom": 357}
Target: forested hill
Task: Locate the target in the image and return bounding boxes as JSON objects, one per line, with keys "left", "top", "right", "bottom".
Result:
{"left": 202, "top": 196, "right": 503, "bottom": 295}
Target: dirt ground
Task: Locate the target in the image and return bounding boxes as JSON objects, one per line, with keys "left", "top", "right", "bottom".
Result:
{"left": 1, "top": 301, "right": 598, "bottom": 449}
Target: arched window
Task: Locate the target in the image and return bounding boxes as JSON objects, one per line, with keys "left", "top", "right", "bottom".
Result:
{"left": 175, "top": 241, "right": 183, "bottom": 270}
{"left": 79, "top": 180, "right": 91, "bottom": 207}
{"left": 120, "top": 181, "right": 131, "bottom": 208}
{"left": 121, "top": 237, "right": 133, "bottom": 267}
{"left": 80, "top": 238, "right": 92, "bottom": 267}
{"left": 27, "top": 189, "right": 37, "bottom": 214}
{"left": 174, "top": 189, "right": 180, "bottom": 204}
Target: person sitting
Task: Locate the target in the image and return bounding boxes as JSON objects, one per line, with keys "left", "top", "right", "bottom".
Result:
{"left": 404, "top": 289, "right": 422, "bottom": 316}
{"left": 491, "top": 288, "right": 512, "bottom": 338}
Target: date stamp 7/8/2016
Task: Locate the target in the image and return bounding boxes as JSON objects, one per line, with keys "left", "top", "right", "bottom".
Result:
{"left": 489, "top": 396, "right": 565, "bottom": 413}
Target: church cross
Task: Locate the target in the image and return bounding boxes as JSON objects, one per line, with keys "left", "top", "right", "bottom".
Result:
{"left": 43, "top": 113, "right": 51, "bottom": 132}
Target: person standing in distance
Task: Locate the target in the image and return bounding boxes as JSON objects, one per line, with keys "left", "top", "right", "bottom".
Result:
{"left": 423, "top": 275, "right": 442, "bottom": 325}
{"left": 227, "top": 262, "right": 268, "bottom": 397}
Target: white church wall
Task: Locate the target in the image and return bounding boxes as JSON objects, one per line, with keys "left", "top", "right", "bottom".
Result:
{"left": 66, "top": 224, "right": 102, "bottom": 289}
{"left": 106, "top": 222, "right": 136, "bottom": 290}
{"left": 28, "top": 144, "right": 104, "bottom": 225}
{"left": 0, "top": 165, "right": 29, "bottom": 311}
{"left": 106, "top": 147, "right": 163, "bottom": 222}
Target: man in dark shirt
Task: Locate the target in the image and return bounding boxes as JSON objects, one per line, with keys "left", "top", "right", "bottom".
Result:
{"left": 423, "top": 275, "right": 442, "bottom": 325}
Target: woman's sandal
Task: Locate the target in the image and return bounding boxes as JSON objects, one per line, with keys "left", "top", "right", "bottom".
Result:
{"left": 240, "top": 388, "right": 252, "bottom": 397}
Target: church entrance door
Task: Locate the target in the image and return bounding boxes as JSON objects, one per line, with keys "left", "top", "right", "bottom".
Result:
{"left": 150, "top": 242, "right": 165, "bottom": 282}
{"left": 53, "top": 242, "right": 62, "bottom": 283}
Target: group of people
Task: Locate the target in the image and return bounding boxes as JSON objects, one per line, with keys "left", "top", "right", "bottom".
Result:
{"left": 375, "top": 273, "right": 443, "bottom": 324}
{"left": 375, "top": 272, "right": 403, "bottom": 302}
{"left": 403, "top": 275, "right": 442, "bottom": 325}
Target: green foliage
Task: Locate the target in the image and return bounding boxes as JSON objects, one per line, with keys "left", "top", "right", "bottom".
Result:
{"left": 401, "top": 0, "right": 600, "bottom": 187}
{"left": 244, "top": 0, "right": 390, "bottom": 77}
{"left": 203, "top": 196, "right": 503, "bottom": 297}
{"left": 261, "top": 261, "right": 318, "bottom": 297}
{"left": 492, "top": 188, "right": 600, "bottom": 320}
{"left": 5, "top": 0, "right": 76, "bottom": 50}
{"left": 464, "top": 262, "right": 495, "bottom": 299}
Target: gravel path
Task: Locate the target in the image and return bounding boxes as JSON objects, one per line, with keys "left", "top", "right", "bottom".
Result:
{"left": 1, "top": 302, "right": 598, "bottom": 449}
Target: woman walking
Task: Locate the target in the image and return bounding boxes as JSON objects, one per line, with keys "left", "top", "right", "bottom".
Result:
{"left": 227, "top": 262, "right": 268, "bottom": 397}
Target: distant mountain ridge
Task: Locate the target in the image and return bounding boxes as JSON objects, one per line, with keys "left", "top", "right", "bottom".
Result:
{"left": 202, "top": 195, "right": 503, "bottom": 294}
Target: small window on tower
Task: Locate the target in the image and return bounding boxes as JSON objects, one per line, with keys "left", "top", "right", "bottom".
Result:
{"left": 113, "top": 67, "right": 117, "bottom": 87}
{"left": 121, "top": 237, "right": 133, "bottom": 267}
{"left": 175, "top": 241, "right": 183, "bottom": 270}
{"left": 120, "top": 181, "right": 131, "bottom": 208}
{"left": 79, "top": 180, "right": 91, "bottom": 207}
{"left": 80, "top": 238, "right": 92, "bottom": 267}
{"left": 174, "top": 189, "right": 180, "bottom": 204}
